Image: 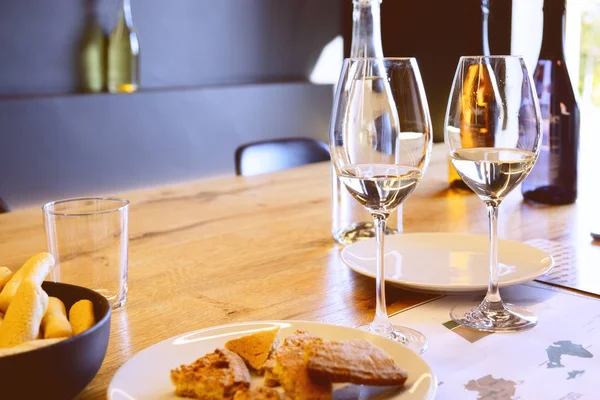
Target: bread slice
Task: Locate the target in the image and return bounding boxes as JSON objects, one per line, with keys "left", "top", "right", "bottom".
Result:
{"left": 264, "top": 329, "right": 331, "bottom": 400}
{"left": 263, "top": 330, "right": 320, "bottom": 387}
{"left": 170, "top": 348, "right": 251, "bottom": 400}
{"left": 233, "top": 387, "right": 285, "bottom": 400}
{"left": 305, "top": 340, "right": 408, "bottom": 386}
{"left": 225, "top": 326, "right": 280, "bottom": 371}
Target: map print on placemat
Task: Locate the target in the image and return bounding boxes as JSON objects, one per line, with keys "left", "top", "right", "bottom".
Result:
{"left": 567, "top": 370, "right": 585, "bottom": 380}
{"left": 442, "top": 320, "right": 492, "bottom": 343}
{"left": 544, "top": 341, "right": 593, "bottom": 369}
{"left": 388, "top": 285, "right": 600, "bottom": 399}
{"left": 463, "top": 342, "right": 593, "bottom": 399}
{"left": 465, "top": 374, "right": 520, "bottom": 400}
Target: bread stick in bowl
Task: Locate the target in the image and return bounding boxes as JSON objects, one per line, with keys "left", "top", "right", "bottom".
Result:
{"left": 0, "top": 267, "right": 12, "bottom": 292}
{"left": 0, "top": 253, "right": 54, "bottom": 313}
{"left": 69, "top": 299, "right": 96, "bottom": 335}
{"left": 42, "top": 297, "right": 73, "bottom": 339}
{"left": 0, "top": 278, "right": 49, "bottom": 347}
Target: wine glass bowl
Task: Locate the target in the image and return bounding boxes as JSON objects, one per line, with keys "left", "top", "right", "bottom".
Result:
{"left": 330, "top": 58, "right": 432, "bottom": 353}
{"left": 444, "top": 55, "right": 542, "bottom": 332}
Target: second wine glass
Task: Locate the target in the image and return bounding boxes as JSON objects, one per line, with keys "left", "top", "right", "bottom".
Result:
{"left": 444, "top": 55, "right": 542, "bottom": 332}
{"left": 330, "top": 58, "right": 433, "bottom": 353}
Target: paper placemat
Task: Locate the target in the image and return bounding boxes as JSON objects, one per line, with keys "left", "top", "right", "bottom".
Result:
{"left": 526, "top": 238, "right": 600, "bottom": 297}
{"left": 390, "top": 284, "right": 598, "bottom": 399}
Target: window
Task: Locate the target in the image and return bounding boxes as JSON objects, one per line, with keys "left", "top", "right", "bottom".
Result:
{"left": 512, "top": 0, "right": 600, "bottom": 108}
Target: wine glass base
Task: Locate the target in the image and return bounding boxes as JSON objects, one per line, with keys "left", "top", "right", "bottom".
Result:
{"left": 359, "top": 323, "right": 428, "bottom": 354}
{"left": 450, "top": 301, "right": 537, "bottom": 333}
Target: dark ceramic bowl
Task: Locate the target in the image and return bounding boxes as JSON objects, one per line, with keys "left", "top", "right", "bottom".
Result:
{"left": 0, "top": 281, "right": 111, "bottom": 400}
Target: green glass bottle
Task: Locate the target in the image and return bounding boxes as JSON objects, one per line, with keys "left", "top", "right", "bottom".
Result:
{"left": 107, "top": 0, "right": 140, "bottom": 93}
{"left": 80, "top": 1, "right": 106, "bottom": 93}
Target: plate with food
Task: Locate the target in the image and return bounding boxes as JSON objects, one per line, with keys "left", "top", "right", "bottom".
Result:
{"left": 342, "top": 232, "right": 554, "bottom": 293}
{"left": 108, "top": 320, "right": 437, "bottom": 400}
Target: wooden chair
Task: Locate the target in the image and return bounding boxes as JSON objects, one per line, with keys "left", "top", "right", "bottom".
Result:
{"left": 235, "top": 137, "right": 330, "bottom": 176}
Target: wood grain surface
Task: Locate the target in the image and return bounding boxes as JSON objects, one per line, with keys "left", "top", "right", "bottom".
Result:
{"left": 0, "top": 143, "right": 598, "bottom": 399}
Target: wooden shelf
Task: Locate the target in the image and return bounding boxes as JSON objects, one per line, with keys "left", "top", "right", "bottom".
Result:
{"left": 0, "top": 77, "right": 310, "bottom": 102}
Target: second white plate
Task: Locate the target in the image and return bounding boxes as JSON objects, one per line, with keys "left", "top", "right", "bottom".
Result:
{"left": 341, "top": 233, "right": 554, "bottom": 293}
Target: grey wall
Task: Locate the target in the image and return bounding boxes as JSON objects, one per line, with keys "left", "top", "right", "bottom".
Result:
{"left": 0, "top": 83, "right": 332, "bottom": 209}
{"left": 0, "top": 0, "right": 341, "bottom": 209}
{"left": 0, "top": 0, "right": 341, "bottom": 96}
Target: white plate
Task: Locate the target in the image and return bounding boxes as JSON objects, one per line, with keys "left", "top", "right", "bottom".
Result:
{"left": 342, "top": 233, "right": 554, "bottom": 293}
{"left": 108, "top": 320, "right": 437, "bottom": 400}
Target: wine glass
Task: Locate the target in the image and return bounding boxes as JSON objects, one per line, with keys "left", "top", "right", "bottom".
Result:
{"left": 330, "top": 58, "right": 432, "bottom": 353}
{"left": 444, "top": 55, "right": 542, "bottom": 332}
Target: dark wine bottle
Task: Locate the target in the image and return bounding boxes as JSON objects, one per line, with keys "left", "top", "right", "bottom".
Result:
{"left": 522, "top": 0, "right": 580, "bottom": 205}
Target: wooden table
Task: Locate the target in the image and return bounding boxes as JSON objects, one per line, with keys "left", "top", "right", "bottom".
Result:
{"left": 0, "top": 143, "right": 598, "bottom": 399}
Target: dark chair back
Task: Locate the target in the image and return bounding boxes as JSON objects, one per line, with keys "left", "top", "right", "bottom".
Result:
{"left": 235, "top": 137, "right": 330, "bottom": 176}
{"left": 0, "top": 198, "right": 8, "bottom": 213}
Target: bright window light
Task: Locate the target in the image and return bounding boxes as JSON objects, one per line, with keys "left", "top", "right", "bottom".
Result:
{"left": 309, "top": 35, "right": 344, "bottom": 85}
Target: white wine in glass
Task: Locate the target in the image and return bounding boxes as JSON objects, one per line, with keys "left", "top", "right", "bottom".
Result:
{"left": 451, "top": 148, "right": 536, "bottom": 202}
{"left": 339, "top": 165, "right": 422, "bottom": 218}
{"left": 330, "top": 58, "right": 432, "bottom": 353}
{"left": 445, "top": 56, "right": 542, "bottom": 332}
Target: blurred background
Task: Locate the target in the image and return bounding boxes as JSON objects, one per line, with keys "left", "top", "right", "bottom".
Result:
{"left": 0, "top": 0, "right": 598, "bottom": 209}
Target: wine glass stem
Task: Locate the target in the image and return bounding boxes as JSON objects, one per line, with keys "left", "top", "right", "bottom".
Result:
{"left": 372, "top": 215, "right": 391, "bottom": 332}
{"left": 485, "top": 203, "right": 502, "bottom": 304}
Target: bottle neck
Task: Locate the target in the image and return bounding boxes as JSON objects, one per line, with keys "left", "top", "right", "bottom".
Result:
{"left": 350, "top": 0, "right": 384, "bottom": 58}
{"left": 539, "top": 2, "right": 566, "bottom": 58}
{"left": 481, "top": 0, "right": 490, "bottom": 56}
{"left": 120, "top": 0, "right": 134, "bottom": 28}
{"left": 85, "top": 0, "right": 101, "bottom": 21}
{"left": 86, "top": 8, "right": 100, "bottom": 24}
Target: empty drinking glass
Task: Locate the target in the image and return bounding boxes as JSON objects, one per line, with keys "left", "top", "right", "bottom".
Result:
{"left": 43, "top": 197, "right": 129, "bottom": 309}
